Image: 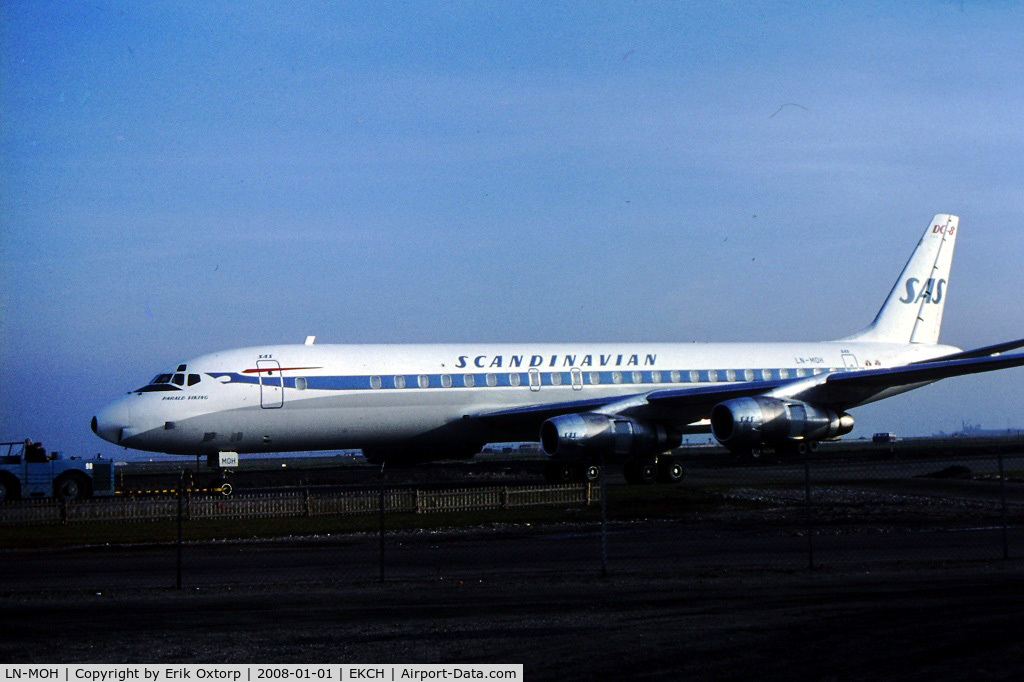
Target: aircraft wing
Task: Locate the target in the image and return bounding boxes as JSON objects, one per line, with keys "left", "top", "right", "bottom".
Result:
{"left": 910, "top": 337, "right": 1024, "bottom": 363}
{"left": 472, "top": 346, "right": 1024, "bottom": 435}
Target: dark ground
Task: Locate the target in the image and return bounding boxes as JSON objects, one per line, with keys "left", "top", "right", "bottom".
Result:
{"left": 5, "top": 442, "right": 1024, "bottom": 678}
{"left": 3, "top": 563, "right": 1023, "bottom": 680}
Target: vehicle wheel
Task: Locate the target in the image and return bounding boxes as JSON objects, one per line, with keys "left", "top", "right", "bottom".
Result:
{"left": 54, "top": 474, "right": 88, "bottom": 500}
{"left": 659, "top": 459, "right": 685, "bottom": 483}
{"left": 543, "top": 461, "right": 576, "bottom": 484}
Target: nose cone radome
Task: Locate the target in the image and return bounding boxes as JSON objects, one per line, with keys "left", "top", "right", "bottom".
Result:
{"left": 92, "top": 397, "right": 136, "bottom": 446}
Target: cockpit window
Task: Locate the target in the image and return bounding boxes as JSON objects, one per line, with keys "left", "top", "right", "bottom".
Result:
{"left": 135, "top": 371, "right": 189, "bottom": 393}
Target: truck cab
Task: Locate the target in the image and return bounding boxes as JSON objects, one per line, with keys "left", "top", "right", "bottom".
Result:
{"left": 0, "top": 441, "right": 115, "bottom": 502}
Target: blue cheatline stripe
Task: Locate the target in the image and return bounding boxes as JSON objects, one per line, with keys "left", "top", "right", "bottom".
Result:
{"left": 204, "top": 367, "right": 835, "bottom": 391}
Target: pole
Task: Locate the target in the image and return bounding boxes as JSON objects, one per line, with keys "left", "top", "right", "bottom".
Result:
{"left": 379, "top": 462, "right": 386, "bottom": 583}
{"left": 998, "top": 452, "right": 1009, "bottom": 560}
{"left": 176, "top": 469, "right": 184, "bottom": 590}
{"left": 600, "top": 455, "right": 609, "bottom": 578}
{"left": 804, "top": 462, "right": 814, "bottom": 571}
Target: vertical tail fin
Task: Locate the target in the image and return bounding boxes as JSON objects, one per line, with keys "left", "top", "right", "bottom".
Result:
{"left": 844, "top": 214, "right": 958, "bottom": 345}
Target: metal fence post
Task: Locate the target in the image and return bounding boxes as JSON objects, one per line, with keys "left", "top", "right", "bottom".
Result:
{"left": 999, "top": 452, "right": 1009, "bottom": 560}
{"left": 804, "top": 462, "right": 814, "bottom": 570}
{"left": 379, "top": 462, "right": 386, "bottom": 583}
{"left": 600, "top": 455, "right": 609, "bottom": 578}
{"left": 176, "top": 469, "right": 184, "bottom": 590}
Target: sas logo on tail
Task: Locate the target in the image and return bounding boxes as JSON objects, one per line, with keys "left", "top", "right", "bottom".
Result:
{"left": 899, "top": 278, "right": 946, "bottom": 305}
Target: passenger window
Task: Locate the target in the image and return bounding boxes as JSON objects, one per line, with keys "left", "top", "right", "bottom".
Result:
{"left": 744, "top": 369, "right": 754, "bottom": 381}
{"left": 464, "top": 374, "right": 475, "bottom": 387}
{"left": 486, "top": 373, "right": 497, "bottom": 387}
{"left": 651, "top": 370, "right": 662, "bottom": 383}
{"left": 589, "top": 372, "right": 601, "bottom": 385}
{"left": 172, "top": 373, "right": 185, "bottom": 386}
{"left": 370, "top": 375, "right": 383, "bottom": 389}
{"left": 441, "top": 374, "right": 452, "bottom": 388}
{"left": 761, "top": 369, "right": 772, "bottom": 381}
{"left": 796, "top": 368, "right": 807, "bottom": 378}
{"left": 295, "top": 377, "right": 307, "bottom": 391}
{"left": 779, "top": 368, "right": 789, "bottom": 379}
{"left": 550, "top": 373, "right": 562, "bottom": 386}
{"left": 394, "top": 375, "right": 406, "bottom": 389}
{"left": 417, "top": 375, "right": 430, "bottom": 388}
{"left": 689, "top": 370, "right": 700, "bottom": 383}
{"left": 508, "top": 373, "right": 521, "bottom": 387}
{"left": 670, "top": 370, "right": 680, "bottom": 383}
{"left": 725, "top": 369, "right": 736, "bottom": 382}
{"left": 707, "top": 370, "right": 718, "bottom": 382}
{"left": 611, "top": 371, "right": 622, "bottom": 384}
{"left": 632, "top": 371, "right": 643, "bottom": 383}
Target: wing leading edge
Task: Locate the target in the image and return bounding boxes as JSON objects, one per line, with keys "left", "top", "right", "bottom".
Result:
{"left": 471, "top": 344, "right": 1024, "bottom": 436}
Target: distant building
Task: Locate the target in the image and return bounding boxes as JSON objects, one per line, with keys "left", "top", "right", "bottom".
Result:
{"left": 934, "top": 421, "right": 1024, "bottom": 438}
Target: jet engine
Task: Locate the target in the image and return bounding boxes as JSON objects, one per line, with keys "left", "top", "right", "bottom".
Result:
{"left": 710, "top": 397, "right": 854, "bottom": 449}
{"left": 540, "top": 412, "right": 680, "bottom": 459}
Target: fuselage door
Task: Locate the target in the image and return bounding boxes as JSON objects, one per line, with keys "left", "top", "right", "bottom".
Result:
{"left": 841, "top": 353, "right": 859, "bottom": 370}
{"left": 258, "top": 359, "right": 284, "bottom": 409}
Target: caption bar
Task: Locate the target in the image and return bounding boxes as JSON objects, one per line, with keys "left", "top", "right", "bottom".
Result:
{"left": 0, "top": 666, "right": 522, "bottom": 682}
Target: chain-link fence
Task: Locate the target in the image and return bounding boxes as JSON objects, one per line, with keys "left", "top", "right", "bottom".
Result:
{"left": 2, "top": 450, "right": 1022, "bottom": 591}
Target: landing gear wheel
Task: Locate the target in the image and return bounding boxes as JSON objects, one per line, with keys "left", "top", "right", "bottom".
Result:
{"left": 210, "top": 472, "right": 233, "bottom": 496}
{"left": 776, "top": 441, "right": 810, "bottom": 458}
{"left": 658, "top": 459, "right": 685, "bottom": 483}
{"left": 624, "top": 458, "right": 658, "bottom": 485}
{"left": 543, "top": 461, "right": 577, "bottom": 484}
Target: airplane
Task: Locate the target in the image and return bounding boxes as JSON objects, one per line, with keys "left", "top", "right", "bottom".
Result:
{"left": 92, "top": 214, "right": 1024, "bottom": 484}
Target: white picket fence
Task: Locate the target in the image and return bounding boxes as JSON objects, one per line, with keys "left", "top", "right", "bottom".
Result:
{"left": 0, "top": 484, "right": 599, "bottom": 526}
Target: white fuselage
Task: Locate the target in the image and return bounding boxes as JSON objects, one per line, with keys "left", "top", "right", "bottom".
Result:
{"left": 92, "top": 340, "right": 957, "bottom": 456}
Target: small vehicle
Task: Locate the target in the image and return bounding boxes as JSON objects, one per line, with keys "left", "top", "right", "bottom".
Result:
{"left": 872, "top": 432, "right": 898, "bottom": 444}
{"left": 0, "top": 440, "right": 116, "bottom": 502}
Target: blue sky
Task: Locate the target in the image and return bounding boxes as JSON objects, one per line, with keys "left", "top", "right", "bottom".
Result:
{"left": 2, "top": 1, "right": 1022, "bottom": 457}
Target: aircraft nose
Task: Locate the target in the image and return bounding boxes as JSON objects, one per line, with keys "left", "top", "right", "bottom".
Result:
{"left": 92, "top": 397, "right": 136, "bottom": 446}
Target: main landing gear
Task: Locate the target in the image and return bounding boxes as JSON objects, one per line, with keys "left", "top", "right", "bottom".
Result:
{"left": 623, "top": 456, "right": 685, "bottom": 485}
{"left": 543, "top": 461, "right": 601, "bottom": 484}
{"left": 543, "top": 456, "right": 685, "bottom": 485}
{"left": 733, "top": 440, "right": 820, "bottom": 461}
